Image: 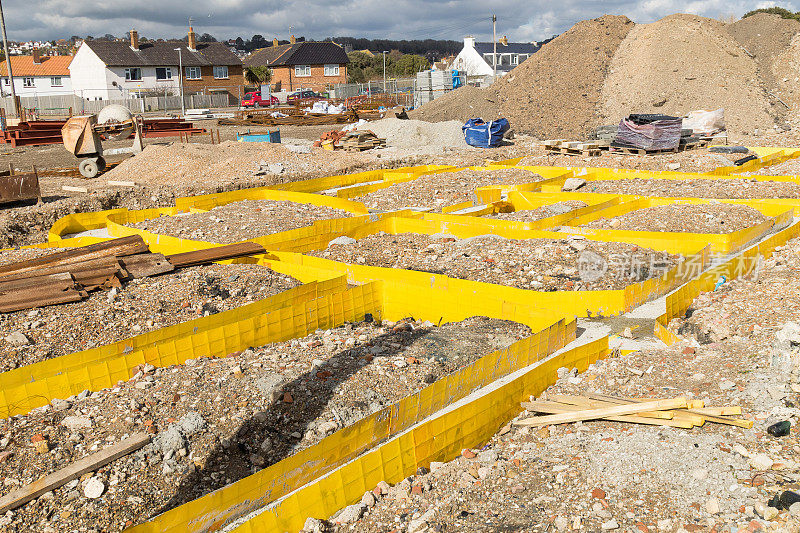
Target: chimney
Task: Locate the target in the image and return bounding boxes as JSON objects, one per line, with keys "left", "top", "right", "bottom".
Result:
{"left": 129, "top": 29, "right": 139, "bottom": 51}
{"left": 290, "top": 35, "right": 296, "bottom": 44}
{"left": 32, "top": 48, "right": 42, "bottom": 64}
{"left": 187, "top": 26, "right": 197, "bottom": 51}
{"left": 463, "top": 36, "right": 475, "bottom": 49}
{"left": 273, "top": 38, "right": 279, "bottom": 46}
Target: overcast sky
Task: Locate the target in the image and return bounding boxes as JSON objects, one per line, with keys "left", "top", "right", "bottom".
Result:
{"left": 12, "top": 1, "right": 796, "bottom": 43}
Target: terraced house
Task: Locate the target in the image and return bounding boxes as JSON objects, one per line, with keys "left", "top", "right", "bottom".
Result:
{"left": 69, "top": 27, "right": 244, "bottom": 101}
{"left": 244, "top": 38, "right": 349, "bottom": 92}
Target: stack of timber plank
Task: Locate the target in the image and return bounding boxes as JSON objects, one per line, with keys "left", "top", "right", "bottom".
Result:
{"left": 514, "top": 392, "right": 751, "bottom": 429}
{"left": 341, "top": 130, "right": 386, "bottom": 152}
{"left": 0, "top": 236, "right": 266, "bottom": 313}
{"left": 541, "top": 139, "right": 602, "bottom": 156}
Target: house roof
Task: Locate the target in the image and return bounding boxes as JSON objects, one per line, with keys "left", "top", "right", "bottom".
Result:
{"left": 474, "top": 42, "right": 541, "bottom": 55}
{"left": 245, "top": 41, "right": 349, "bottom": 68}
{"left": 82, "top": 40, "right": 242, "bottom": 67}
{"left": 0, "top": 55, "right": 72, "bottom": 77}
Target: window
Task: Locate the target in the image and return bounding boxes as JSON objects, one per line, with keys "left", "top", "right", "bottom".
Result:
{"left": 294, "top": 65, "right": 311, "bottom": 77}
{"left": 324, "top": 64, "right": 340, "bottom": 76}
{"left": 483, "top": 53, "right": 495, "bottom": 66}
{"left": 185, "top": 66, "right": 201, "bottom": 80}
{"left": 124, "top": 68, "right": 142, "bottom": 81}
{"left": 22, "top": 77, "right": 34, "bottom": 88}
{"left": 50, "top": 76, "right": 63, "bottom": 86}
{"left": 213, "top": 65, "right": 228, "bottom": 79}
{"left": 2, "top": 78, "right": 8, "bottom": 85}
{"left": 518, "top": 54, "right": 529, "bottom": 63}
{"left": 511, "top": 55, "right": 518, "bottom": 65}
{"left": 155, "top": 67, "right": 172, "bottom": 80}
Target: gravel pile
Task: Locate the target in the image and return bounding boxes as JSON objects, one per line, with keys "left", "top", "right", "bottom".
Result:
{"left": 489, "top": 15, "right": 634, "bottom": 138}
{"left": 0, "top": 249, "right": 300, "bottom": 371}
{"left": 727, "top": 13, "right": 800, "bottom": 122}
{"left": 0, "top": 316, "right": 529, "bottom": 532}
{"left": 583, "top": 178, "right": 800, "bottom": 198}
{"left": 101, "top": 141, "right": 379, "bottom": 191}
{"left": 583, "top": 203, "right": 768, "bottom": 233}
{"left": 364, "top": 118, "right": 467, "bottom": 153}
{"left": 484, "top": 201, "right": 588, "bottom": 222}
{"left": 130, "top": 200, "right": 354, "bottom": 244}
{"left": 749, "top": 158, "right": 800, "bottom": 176}
{"left": 407, "top": 86, "right": 501, "bottom": 123}
{"left": 519, "top": 148, "right": 743, "bottom": 173}
{"left": 310, "top": 233, "right": 676, "bottom": 291}
{"left": 599, "top": 14, "right": 774, "bottom": 136}
{"left": 355, "top": 168, "right": 543, "bottom": 212}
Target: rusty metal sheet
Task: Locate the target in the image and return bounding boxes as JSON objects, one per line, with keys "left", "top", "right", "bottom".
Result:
{"left": 0, "top": 172, "right": 40, "bottom": 205}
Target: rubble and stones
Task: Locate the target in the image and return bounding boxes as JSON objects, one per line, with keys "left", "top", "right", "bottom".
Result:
{"left": 582, "top": 177, "right": 800, "bottom": 198}
{"left": 355, "top": 168, "right": 544, "bottom": 212}
{"left": 582, "top": 203, "right": 769, "bottom": 233}
{"left": 310, "top": 232, "right": 677, "bottom": 291}
{"left": 130, "top": 200, "right": 354, "bottom": 243}
{"left": 484, "top": 201, "right": 588, "bottom": 222}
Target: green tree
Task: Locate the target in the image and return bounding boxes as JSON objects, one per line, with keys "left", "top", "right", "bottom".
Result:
{"left": 390, "top": 54, "right": 429, "bottom": 76}
{"left": 244, "top": 66, "right": 272, "bottom": 85}
{"left": 742, "top": 7, "right": 800, "bottom": 20}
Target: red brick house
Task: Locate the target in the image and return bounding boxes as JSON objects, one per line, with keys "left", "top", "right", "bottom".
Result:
{"left": 244, "top": 40, "right": 348, "bottom": 92}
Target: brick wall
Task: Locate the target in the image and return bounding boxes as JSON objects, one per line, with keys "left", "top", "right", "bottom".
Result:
{"left": 183, "top": 64, "right": 245, "bottom": 102}
{"left": 270, "top": 64, "right": 347, "bottom": 93}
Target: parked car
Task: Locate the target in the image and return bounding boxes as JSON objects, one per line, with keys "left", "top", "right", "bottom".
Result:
{"left": 241, "top": 91, "right": 278, "bottom": 107}
{"left": 286, "top": 89, "right": 320, "bottom": 102}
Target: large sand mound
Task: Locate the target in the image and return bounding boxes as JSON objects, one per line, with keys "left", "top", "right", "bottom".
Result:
{"left": 407, "top": 86, "right": 500, "bottom": 123}
{"left": 490, "top": 15, "right": 634, "bottom": 138}
{"left": 598, "top": 14, "right": 775, "bottom": 134}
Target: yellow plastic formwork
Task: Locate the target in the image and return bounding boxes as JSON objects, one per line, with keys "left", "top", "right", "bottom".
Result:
{"left": 653, "top": 220, "right": 800, "bottom": 345}
{"left": 559, "top": 196, "right": 794, "bottom": 255}
{"left": 230, "top": 335, "right": 609, "bottom": 533}
{"left": 265, "top": 165, "right": 456, "bottom": 194}
{"left": 123, "top": 292, "right": 575, "bottom": 533}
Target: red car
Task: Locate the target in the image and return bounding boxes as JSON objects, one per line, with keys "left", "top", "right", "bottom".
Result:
{"left": 241, "top": 91, "right": 278, "bottom": 107}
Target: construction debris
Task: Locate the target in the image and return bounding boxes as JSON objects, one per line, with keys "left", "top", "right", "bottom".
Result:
{"left": 0, "top": 236, "right": 266, "bottom": 312}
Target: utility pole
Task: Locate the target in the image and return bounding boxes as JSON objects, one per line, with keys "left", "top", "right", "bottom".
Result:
{"left": 0, "top": 0, "right": 19, "bottom": 117}
{"left": 174, "top": 47, "right": 185, "bottom": 117}
{"left": 492, "top": 14, "right": 497, "bottom": 80}
{"left": 382, "top": 50, "right": 388, "bottom": 94}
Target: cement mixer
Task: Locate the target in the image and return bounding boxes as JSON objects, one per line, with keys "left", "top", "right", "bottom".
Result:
{"left": 61, "top": 104, "right": 145, "bottom": 178}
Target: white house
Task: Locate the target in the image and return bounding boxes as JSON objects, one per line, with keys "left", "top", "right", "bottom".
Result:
{"left": 69, "top": 28, "right": 243, "bottom": 101}
{"left": 450, "top": 36, "right": 543, "bottom": 77}
{"left": 0, "top": 50, "right": 73, "bottom": 97}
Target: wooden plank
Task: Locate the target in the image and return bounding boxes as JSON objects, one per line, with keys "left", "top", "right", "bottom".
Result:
{"left": 520, "top": 401, "right": 693, "bottom": 429}
{"left": 513, "top": 397, "right": 687, "bottom": 426}
{"left": 0, "top": 288, "right": 85, "bottom": 313}
{"left": 119, "top": 253, "right": 174, "bottom": 278}
{"left": 165, "top": 242, "right": 266, "bottom": 268}
{"left": 587, "top": 393, "right": 752, "bottom": 428}
{"left": 0, "top": 272, "right": 75, "bottom": 293}
{"left": 0, "top": 433, "right": 150, "bottom": 514}
{"left": 546, "top": 394, "right": 673, "bottom": 420}
{"left": 0, "top": 256, "right": 124, "bottom": 283}
{"left": 0, "top": 236, "right": 148, "bottom": 276}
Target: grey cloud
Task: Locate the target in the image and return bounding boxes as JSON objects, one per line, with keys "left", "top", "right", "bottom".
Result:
{"left": 8, "top": 1, "right": 798, "bottom": 42}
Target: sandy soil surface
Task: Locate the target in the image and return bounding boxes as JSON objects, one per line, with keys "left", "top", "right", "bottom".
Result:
{"left": 519, "top": 147, "right": 743, "bottom": 173}
{"left": 484, "top": 201, "right": 588, "bottom": 222}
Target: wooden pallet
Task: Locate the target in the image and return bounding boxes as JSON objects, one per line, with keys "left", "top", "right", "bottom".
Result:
{"left": 341, "top": 130, "right": 386, "bottom": 152}
{"left": 610, "top": 146, "right": 679, "bottom": 156}
{"left": 542, "top": 140, "right": 602, "bottom": 156}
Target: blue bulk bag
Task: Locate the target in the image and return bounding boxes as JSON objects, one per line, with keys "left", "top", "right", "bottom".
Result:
{"left": 462, "top": 118, "right": 510, "bottom": 148}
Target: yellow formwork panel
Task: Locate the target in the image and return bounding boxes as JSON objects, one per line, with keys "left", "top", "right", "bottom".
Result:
{"left": 561, "top": 196, "right": 793, "bottom": 255}
{"left": 231, "top": 335, "right": 609, "bottom": 533}
{"left": 174, "top": 187, "right": 369, "bottom": 214}
{"left": 265, "top": 165, "right": 455, "bottom": 194}
{"left": 0, "top": 277, "right": 356, "bottom": 418}
{"left": 128, "top": 300, "right": 574, "bottom": 533}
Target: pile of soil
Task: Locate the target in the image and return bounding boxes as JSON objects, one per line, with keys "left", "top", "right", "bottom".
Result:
{"left": 599, "top": 15, "right": 774, "bottom": 135}
{"left": 582, "top": 203, "right": 768, "bottom": 234}
{"left": 407, "top": 86, "right": 501, "bottom": 123}
{"left": 727, "top": 13, "right": 800, "bottom": 121}
{"left": 489, "top": 15, "right": 634, "bottom": 139}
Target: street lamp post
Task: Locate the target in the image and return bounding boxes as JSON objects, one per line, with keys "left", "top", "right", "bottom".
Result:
{"left": 174, "top": 47, "right": 185, "bottom": 117}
